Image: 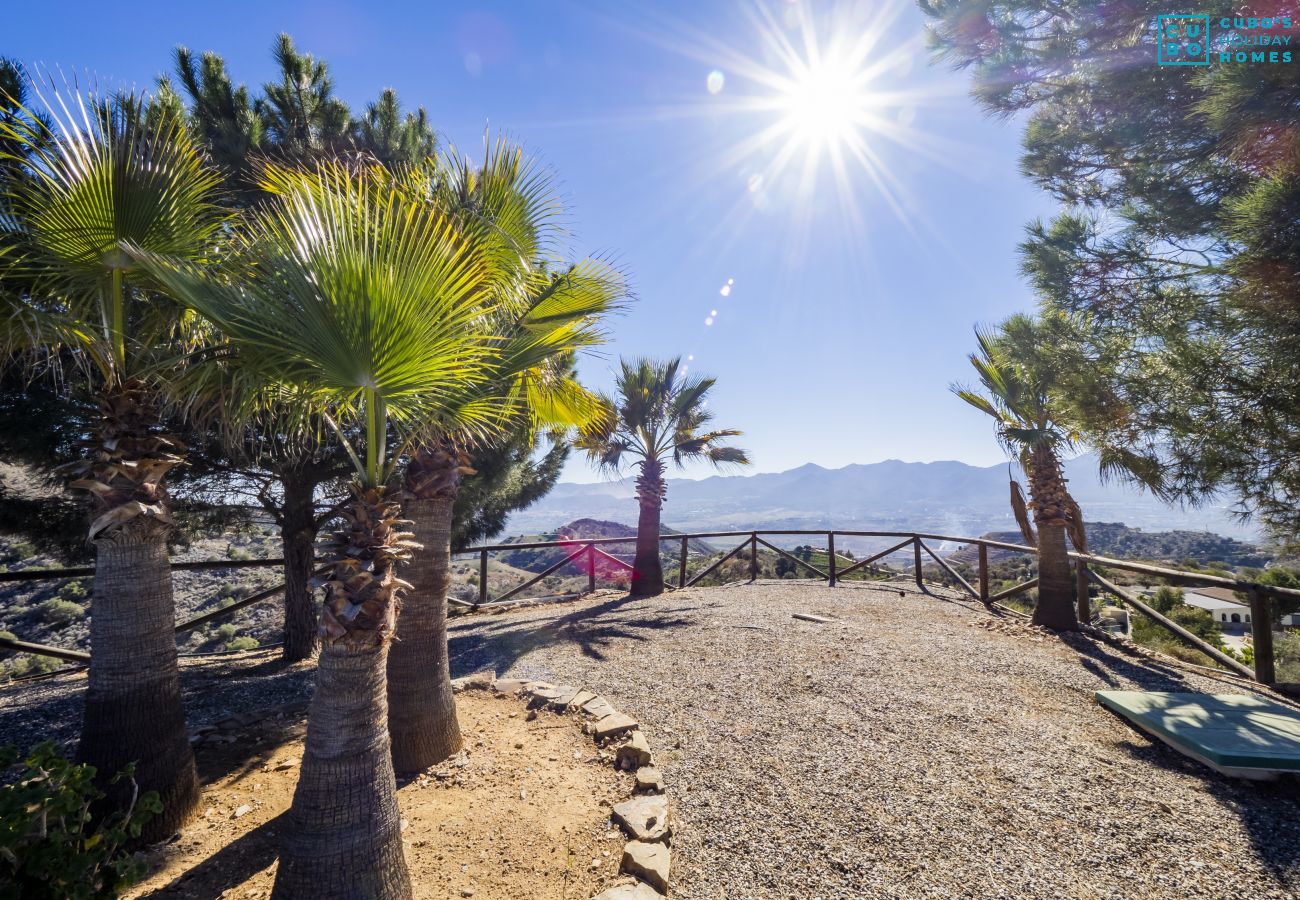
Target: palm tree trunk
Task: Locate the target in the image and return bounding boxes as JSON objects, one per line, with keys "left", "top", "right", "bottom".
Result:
{"left": 70, "top": 383, "right": 198, "bottom": 842}
{"left": 632, "top": 459, "right": 665, "bottom": 596}
{"left": 1034, "top": 523, "right": 1078, "bottom": 629}
{"left": 280, "top": 473, "right": 319, "bottom": 662}
{"left": 1027, "top": 445, "right": 1078, "bottom": 630}
{"left": 273, "top": 483, "right": 413, "bottom": 898}
{"left": 271, "top": 642, "right": 411, "bottom": 899}
{"left": 80, "top": 517, "right": 200, "bottom": 842}
{"left": 387, "top": 494, "right": 462, "bottom": 771}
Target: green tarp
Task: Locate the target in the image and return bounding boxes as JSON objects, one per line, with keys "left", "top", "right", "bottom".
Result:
{"left": 1096, "top": 690, "right": 1300, "bottom": 773}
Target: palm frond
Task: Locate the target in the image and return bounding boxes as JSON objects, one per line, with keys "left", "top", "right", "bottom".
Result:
{"left": 131, "top": 160, "right": 496, "bottom": 485}
{"left": 1010, "top": 478, "right": 1037, "bottom": 547}
{"left": 0, "top": 74, "right": 228, "bottom": 383}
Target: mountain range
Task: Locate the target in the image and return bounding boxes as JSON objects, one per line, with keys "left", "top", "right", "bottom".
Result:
{"left": 504, "top": 454, "right": 1257, "bottom": 549}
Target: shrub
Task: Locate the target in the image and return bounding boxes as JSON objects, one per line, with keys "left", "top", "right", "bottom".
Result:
{"left": 1, "top": 652, "right": 64, "bottom": 681}
{"left": 0, "top": 541, "right": 36, "bottom": 564}
{"left": 60, "top": 580, "right": 89, "bottom": 601}
{"left": 214, "top": 624, "right": 237, "bottom": 643}
{"left": 37, "top": 600, "right": 84, "bottom": 629}
{"left": 1149, "top": 586, "right": 1185, "bottom": 614}
{"left": 224, "top": 636, "right": 259, "bottom": 652}
{"left": 0, "top": 741, "right": 161, "bottom": 898}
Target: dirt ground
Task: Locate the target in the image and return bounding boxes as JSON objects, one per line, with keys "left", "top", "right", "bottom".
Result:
{"left": 127, "top": 689, "right": 629, "bottom": 899}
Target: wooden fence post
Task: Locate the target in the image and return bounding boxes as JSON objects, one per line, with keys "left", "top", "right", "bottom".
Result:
{"left": 828, "top": 533, "right": 837, "bottom": 587}
{"left": 587, "top": 544, "right": 597, "bottom": 594}
{"left": 1249, "top": 588, "right": 1276, "bottom": 685}
{"left": 1075, "top": 560, "right": 1091, "bottom": 623}
{"left": 749, "top": 532, "right": 759, "bottom": 581}
{"left": 913, "top": 537, "right": 923, "bottom": 588}
{"left": 978, "top": 543, "right": 989, "bottom": 603}
{"left": 478, "top": 548, "right": 489, "bottom": 608}
{"left": 679, "top": 536, "right": 689, "bottom": 588}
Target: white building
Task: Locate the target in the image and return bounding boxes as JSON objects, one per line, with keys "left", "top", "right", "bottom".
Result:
{"left": 1182, "top": 587, "right": 1253, "bottom": 627}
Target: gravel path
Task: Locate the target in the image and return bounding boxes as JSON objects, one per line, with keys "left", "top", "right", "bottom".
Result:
{"left": 449, "top": 581, "right": 1300, "bottom": 899}
{"left": 4, "top": 580, "right": 1299, "bottom": 898}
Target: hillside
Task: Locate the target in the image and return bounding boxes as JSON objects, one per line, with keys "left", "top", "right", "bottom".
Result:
{"left": 946, "top": 522, "right": 1268, "bottom": 567}
{"left": 506, "top": 453, "right": 1256, "bottom": 541}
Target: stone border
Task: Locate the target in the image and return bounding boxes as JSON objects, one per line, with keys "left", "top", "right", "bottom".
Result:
{"left": 453, "top": 673, "right": 673, "bottom": 899}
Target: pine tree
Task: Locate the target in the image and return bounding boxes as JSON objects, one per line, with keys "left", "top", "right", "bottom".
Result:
{"left": 921, "top": 0, "right": 1300, "bottom": 544}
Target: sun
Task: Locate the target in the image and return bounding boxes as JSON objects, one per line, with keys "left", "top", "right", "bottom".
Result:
{"left": 777, "top": 55, "right": 870, "bottom": 150}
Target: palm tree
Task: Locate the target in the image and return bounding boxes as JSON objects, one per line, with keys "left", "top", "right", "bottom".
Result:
{"left": 386, "top": 144, "right": 624, "bottom": 771}
{"left": 953, "top": 313, "right": 1165, "bottom": 629}
{"left": 955, "top": 319, "right": 1081, "bottom": 628}
{"left": 169, "top": 42, "right": 440, "bottom": 662}
{"left": 136, "top": 160, "right": 498, "bottom": 898}
{"left": 578, "top": 358, "right": 749, "bottom": 596}
{"left": 0, "top": 77, "right": 226, "bottom": 838}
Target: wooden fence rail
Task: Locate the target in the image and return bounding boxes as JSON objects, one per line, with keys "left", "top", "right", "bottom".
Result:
{"left": 4, "top": 529, "right": 1298, "bottom": 688}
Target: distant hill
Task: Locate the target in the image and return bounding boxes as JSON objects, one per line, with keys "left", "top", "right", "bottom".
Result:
{"left": 946, "top": 522, "right": 1268, "bottom": 567}
{"left": 506, "top": 453, "right": 1256, "bottom": 544}
{"left": 497, "top": 519, "right": 714, "bottom": 573}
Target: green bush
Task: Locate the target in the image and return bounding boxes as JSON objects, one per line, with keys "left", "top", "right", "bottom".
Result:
{"left": 1, "top": 653, "right": 63, "bottom": 680}
{"left": 0, "top": 742, "right": 161, "bottom": 898}
{"left": 214, "top": 623, "right": 238, "bottom": 643}
{"left": 224, "top": 636, "right": 258, "bottom": 652}
{"left": 1275, "top": 631, "right": 1300, "bottom": 682}
{"left": 60, "top": 581, "right": 89, "bottom": 601}
{"left": 1149, "top": 586, "right": 1185, "bottom": 613}
{"left": 37, "top": 599, "right": 84, "bottom": 629}
{"left": 0, "top": 541, "right": 36, "bottom": 564}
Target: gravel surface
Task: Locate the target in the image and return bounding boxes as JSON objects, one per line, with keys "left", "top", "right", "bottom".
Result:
{"left": 4, "top": 580, "right": 1299, "bottom": 898}
{"left": 449, "top": 581, "right": 1300, "bottom": 899}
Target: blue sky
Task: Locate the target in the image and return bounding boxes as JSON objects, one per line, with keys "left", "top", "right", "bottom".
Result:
{"left": 7, "top": 0, "right": 1054, "bottom": 483}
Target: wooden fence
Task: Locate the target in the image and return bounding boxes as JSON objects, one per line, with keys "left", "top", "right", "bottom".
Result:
{"left": 3, "top": 529, "right": 1298, "bottom": 688}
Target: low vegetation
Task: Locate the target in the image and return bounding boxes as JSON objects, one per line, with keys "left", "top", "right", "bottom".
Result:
{"left": 0, "top": 743, "right": 161, "bottom": 898}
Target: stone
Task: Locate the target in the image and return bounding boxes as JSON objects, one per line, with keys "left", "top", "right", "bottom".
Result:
{"left": 566, "top": 689, "right": 598, "bottom": 712}
{"left": 616, "top": 731, "right": 653, "bottom": 769}
{"left": 522, "top": 680, "right": 555, "bottom": 694}
{"left": 612, "top": 794, "right": 671, "bottom": 842}
{"left": 591, "top": 882, "right": 664, "bottom": 900}
{"left": 451, "top": 672, "right": 492, "bottom": 693}
{"left": 527, "top": 683, "right": 581, "bottom": 710}
{"left": 232, "top": 804, "right": 252, "bottom": 819}
{"left": 491, "top": 678, "right": 526, "bottom": 695}
{"left": 634, "top": 766, "right": 665, "bottom": 793}
{"left": 582, "top": 695, "right": 618, "bottom": 719}
{"left": 621, "top": 840, "right": 671, "bottom": 893}
{"left": 593, "top": 713, "right": 639, "bottom": 741}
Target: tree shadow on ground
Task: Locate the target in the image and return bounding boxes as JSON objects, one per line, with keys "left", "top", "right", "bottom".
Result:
{"left": 1107, "top": 723, "right": 1300, "bottom": 890}
{"left": 1068, "top": 634, "right": 1300, "bottom": 890}
{"left": 139, "top": 812, "right": 285, "bottom": 897}
{"left": 1063, "top": 635, "right": 1197, "bottom": 693}
{"left": 448, "top": 591, "right": 706, "bottom": 677}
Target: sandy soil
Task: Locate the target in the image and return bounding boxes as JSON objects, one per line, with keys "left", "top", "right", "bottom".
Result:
{"left": 127, "top": 689, "right": 627, "bottom": 899}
